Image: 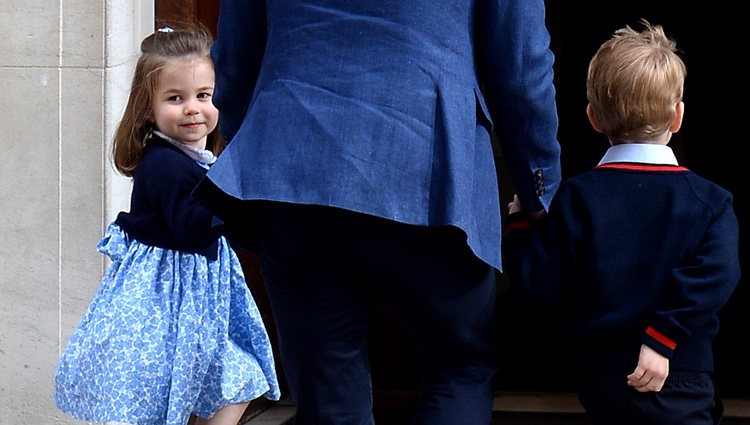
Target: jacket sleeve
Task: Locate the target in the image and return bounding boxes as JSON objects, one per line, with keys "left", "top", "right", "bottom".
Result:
{"left": 474, "top": 0, "right": 561, "bottom": 212}
{"left": 211, "top": 0, "right": 268, "bottom": 142}
{"left": 643, "top": 193, "right": 741, "bottom": 358}
{"left": 502, "top": 199, "right": 573, "bottom": 308}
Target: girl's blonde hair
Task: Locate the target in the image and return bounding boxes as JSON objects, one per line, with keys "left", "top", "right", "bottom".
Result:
{"left": 586, "top": 19, "right": 686, "bottom": 143}
{"left": 112, "top": 23, "right": 223, "bottom": 177}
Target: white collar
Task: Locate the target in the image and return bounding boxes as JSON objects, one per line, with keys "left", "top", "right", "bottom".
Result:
{"left": 598, "top": 144, "right": 678, "bottom": 166}
{"left": 151, "top": 130, "right": 217, "bottom": 165}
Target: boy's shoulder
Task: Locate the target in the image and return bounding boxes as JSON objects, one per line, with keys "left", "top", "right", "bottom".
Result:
{"left": 561, "top": 164, "right": 734, "bottom": 207}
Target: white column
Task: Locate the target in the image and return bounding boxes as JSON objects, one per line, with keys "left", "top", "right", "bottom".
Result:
{"left": 0, "top": 1, "right": 152, "bottom": 423}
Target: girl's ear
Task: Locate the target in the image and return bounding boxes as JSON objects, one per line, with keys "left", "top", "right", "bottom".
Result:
{"left": 586, "top": 103, "right": 604, "bottom": 134}
{"left": 669, "top": 101, "right": 684, "bottom": 133}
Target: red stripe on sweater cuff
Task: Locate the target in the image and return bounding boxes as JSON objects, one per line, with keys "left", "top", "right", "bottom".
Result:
{"left": 505, "top": 220, "right": 532, "bottom": 233}
{"left": 646, "top": 327, "right": 676, "bottom": 350}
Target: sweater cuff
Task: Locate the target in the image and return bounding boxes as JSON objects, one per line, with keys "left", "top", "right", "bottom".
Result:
{"left": 503, "top": 211, "right": 535, "bottom": 236}
{"left": 642, "top": 326, "right": 677, "bottom": 359}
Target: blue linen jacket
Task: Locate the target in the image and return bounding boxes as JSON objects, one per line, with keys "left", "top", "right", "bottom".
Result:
{"left": 200, "top": 0, "right": 561, "bottom": 270}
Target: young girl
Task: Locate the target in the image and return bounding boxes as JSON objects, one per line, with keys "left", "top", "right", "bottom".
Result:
{"left": 54, "top": 25, "right": 280, "bottom": 425}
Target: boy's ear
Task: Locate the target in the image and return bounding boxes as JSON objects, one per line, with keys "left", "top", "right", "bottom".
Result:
{"left": 669, "top": 101, "right": 684, "bottom": 133}
{"left": 586, "top": 104, "right": 604, "bottom": 133}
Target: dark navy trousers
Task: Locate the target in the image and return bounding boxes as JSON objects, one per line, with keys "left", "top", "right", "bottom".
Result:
{"left": 579, "top": 371, "right": 724, "bottom": 425}
{"left": 255, "top": 202, "right": 499, "bottom": 425}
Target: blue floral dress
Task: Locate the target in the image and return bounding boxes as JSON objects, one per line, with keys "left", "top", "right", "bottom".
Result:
{"left": 54, "top": 223, "right": 281, "bottom": 425}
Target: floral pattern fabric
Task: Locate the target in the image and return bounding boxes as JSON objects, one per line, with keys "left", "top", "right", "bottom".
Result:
{"left": 55, "top": 223, "right": 280, "bottom": 425}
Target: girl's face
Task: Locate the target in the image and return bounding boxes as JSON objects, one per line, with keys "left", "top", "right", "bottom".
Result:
{"left": 151, "top": 57, "right": 218, "bottom": 150}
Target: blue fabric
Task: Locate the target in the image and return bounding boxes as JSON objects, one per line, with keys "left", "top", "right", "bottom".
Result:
{"left": 54, "top": 223, "right": 280, "bottom": 425}
{"left": 196, "top": 0, "right": 562, "bottom": 271}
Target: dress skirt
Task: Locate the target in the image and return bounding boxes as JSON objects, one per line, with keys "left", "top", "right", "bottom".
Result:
{"left": 54, "top": 223, "right": 280, "bottom": 425}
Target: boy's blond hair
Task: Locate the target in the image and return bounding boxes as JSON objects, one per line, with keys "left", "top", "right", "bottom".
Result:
{"left": 586, "top": 19, "right": 686, "bottom": 143}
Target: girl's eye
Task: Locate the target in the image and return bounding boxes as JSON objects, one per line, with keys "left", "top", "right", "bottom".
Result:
{"left": 167, "top": 95, "right": 182, "bottom": 102}
{"left": 197, "top": 92, "right": 212, "bottom": 100}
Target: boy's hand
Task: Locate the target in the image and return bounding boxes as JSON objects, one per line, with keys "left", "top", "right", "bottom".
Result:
{"left": 508, "top": 194, "right": 545, "bottom": 220}
{"left": 508, "top": 194, "right": 523, "bottom": 214}
{"left": 626, "top": 344, "right": 669, "bottom": 392}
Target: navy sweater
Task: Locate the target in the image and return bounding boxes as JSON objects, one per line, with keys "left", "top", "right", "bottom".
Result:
{"left": 115, "top": 136, "right": 219, "bottom": 260}
{"left": 502, "top": 162, "right": 740, "bottom": 373}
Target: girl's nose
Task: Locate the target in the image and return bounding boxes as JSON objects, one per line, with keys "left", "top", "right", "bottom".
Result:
{"left": 184, "top": 100, "right": 199, "bottom": 115}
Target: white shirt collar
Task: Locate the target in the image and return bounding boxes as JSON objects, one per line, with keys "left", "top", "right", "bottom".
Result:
{"left": 152, "top": 130, "right": 217, "bottom": 165}
{"left": 598, "top": 144, "right": 678, "bottom": 166}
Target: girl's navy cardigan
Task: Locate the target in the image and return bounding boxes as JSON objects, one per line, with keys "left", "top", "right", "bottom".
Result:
{"left": 502, "top": 162, "right": 741, "bottom": 373}
{"left": 115, "top": 136, "right": 220, "bottom": 260}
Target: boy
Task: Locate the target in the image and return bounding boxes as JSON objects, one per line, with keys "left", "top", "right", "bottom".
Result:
{"left": 502, "top": 19, "right": 740, "bottom": 425}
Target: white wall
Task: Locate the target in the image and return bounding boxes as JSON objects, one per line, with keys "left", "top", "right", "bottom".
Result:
{"left": 0, "top": 1, "right": 152, "bottom": 423}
